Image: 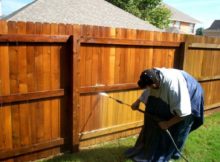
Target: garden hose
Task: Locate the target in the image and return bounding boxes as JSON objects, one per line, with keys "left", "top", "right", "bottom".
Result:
{"left": 165, "top": 129, "right": 189, "bottom": 162}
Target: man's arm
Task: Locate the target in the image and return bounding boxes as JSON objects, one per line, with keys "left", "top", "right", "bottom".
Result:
{"left": 158, "top": 115, "right": 184, "bottom": 130}
{"left": 131, "top": 99, "right": 141, "bottom": 110}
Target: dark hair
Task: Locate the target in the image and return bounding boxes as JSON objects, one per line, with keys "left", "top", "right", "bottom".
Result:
{"left": 137, "top": 69, "right": 160, "bottom": 88}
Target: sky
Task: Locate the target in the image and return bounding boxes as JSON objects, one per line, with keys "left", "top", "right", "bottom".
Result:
{"left": 1, "top": 0, "right": 219, "bottom": 29}
{"left": 1, "top": 0, "right": 33, "bottom": 15}
{"left": 164, "top": 0, "right": 220, "bottom": 29}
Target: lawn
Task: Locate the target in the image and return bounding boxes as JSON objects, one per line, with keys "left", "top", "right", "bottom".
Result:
{"left": 42, "top": 112, "right": 220, "bottom": 162}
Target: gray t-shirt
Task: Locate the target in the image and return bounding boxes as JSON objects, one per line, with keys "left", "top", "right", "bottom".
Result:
{"left": 139, "top": 68, "right": 191, "bottom": 117}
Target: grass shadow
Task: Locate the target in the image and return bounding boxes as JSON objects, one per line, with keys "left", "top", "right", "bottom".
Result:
{"left": 45, "top": 145, "right": 133, "bottom": 162}
{"left": 43, "top": 113, "right": 220, "bottom": 162}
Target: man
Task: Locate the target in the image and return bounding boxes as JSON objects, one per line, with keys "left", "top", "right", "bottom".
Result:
{"left": 125, "top": 68, "right": 204, "bottom": 162}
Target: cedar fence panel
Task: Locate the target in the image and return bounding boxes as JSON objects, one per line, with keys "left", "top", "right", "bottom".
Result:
{"left": 78, "top": 32, "right": 183, "bottom": 147}
{"left": 0, "top": 21, "right": 72, "bottom": 161}
{"left": 0, "top": 20, "right": 220, "bottom": 161}
{"left": 181, "top": 35, "right": 220, "bottom": 113}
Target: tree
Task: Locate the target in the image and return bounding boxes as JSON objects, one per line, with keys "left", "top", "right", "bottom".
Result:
{"left": 196, "top": 27, "right": 204, "bottom": 35}
{"left": 146, "top": 5, "right": 171, "bottom": 29}
{"left": 106, "top": 0, "right": 171, "bottom": 29}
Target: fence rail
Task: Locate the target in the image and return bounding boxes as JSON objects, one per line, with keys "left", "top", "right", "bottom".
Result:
{"left": 80, "top": 37, "right": 181, "bottom": 47}
{"left": 0, "top": 34, "right": 70, "bottom": 43}
{"left": 0, "top": 89, "right": 64, "bottom": 104}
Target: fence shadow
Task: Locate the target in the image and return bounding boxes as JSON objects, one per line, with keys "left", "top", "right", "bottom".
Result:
{"left": 45, "top": 145, "right": 133, "bottom": 162}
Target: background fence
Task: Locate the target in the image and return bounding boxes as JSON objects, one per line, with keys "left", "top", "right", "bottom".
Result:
{"left": 0, "top": 20, "right": 220, "bottom": 161}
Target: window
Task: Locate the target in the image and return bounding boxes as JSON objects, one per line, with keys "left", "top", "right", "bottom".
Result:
{"left": 189, "top": 23, "right": 194, "bottom": 33}
{"left": 174, "top": 21, "right": 180, "bottom": 29}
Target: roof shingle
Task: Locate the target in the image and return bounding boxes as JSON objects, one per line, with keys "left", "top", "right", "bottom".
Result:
{"left": 5, "top": 0, "right": 160, "bottom": 31}
{"left": 164, "top": 3, "right": 200, "bottom": 24}
{"left": 207, "top": 20, "right": 220, "bottom": 30}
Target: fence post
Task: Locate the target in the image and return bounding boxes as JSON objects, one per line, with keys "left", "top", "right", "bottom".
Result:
{"left": 179, "top": 42, "right": 189, "bottom": 70}
{"left": 71, "top": 35, "right": 81, "bottom": 152}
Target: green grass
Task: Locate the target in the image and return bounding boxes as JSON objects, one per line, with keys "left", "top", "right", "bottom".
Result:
{"left": 179, "top": 112, "right": 220, "bottom": 162}
{"left": 42, "top": 112, "right": 220, "bottom": 162}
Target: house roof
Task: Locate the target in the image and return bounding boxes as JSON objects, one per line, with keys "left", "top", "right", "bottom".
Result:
{"left": 4, "top": 0, "right": 160, "bottom": 31}
{"left": 206, "top": 20, "right": 220, "bottom": 30}
{"left": 164, "top": 3, "right": 200, "bottom": 24}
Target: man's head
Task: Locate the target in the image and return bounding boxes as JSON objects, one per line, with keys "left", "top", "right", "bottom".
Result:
{"left": 138, "top": 69, "right": 160, "bottom": 89}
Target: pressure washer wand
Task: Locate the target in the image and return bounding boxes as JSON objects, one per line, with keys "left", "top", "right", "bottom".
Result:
{"left": 99, "top": 92, "right": 145, "bottom": 113}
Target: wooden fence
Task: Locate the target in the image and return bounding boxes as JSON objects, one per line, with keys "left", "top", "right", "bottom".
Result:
{"left": 0, "top": 20, "right": 220, "bottom": 161}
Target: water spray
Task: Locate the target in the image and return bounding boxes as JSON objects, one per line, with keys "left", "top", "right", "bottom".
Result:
{"left": 99, "top": 92, "right": 144, "bottom": 113}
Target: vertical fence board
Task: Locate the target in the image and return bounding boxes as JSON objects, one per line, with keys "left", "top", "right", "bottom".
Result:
{"left": 16, "top": 22, "right": 32, "bottom": 153}
{"left": 109, "top": 28, "right": 116, "bottom": 84}
{"left": 42, "top": 23, "right": 52, "bottom": 143}
{"left": 50, "top": 23, "right": 60, "bottom": 141}
{"left": 34, "top": 22, "right": 45, "bottom": 144}
{"left": 0, "top": 20, "right": 12, "bottom": 154}
{"left": 7, "top": 21, "right": 22, "bottom": 151}
{"left": 25, "top": 21, "right": 38, "bottom": 161}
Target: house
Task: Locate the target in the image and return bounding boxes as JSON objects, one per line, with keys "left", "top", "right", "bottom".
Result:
{"left": 3, "top": 0, "right": 160, "bottom": 31}
{"left": 204, "top": 20, "right": 220, "bottom": 37}
{"left": 164, "top": 3, "right": 200, "bottom": 34}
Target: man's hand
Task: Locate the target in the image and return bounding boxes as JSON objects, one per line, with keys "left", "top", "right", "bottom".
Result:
{"left": 158, "top": 116, "right": 184, "bottom": 130}
{"left": 131, "top": 99, "right": 141, "bottom": 111}
{"left": 158, "top": 121, "right": 169, "bottom": 130}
